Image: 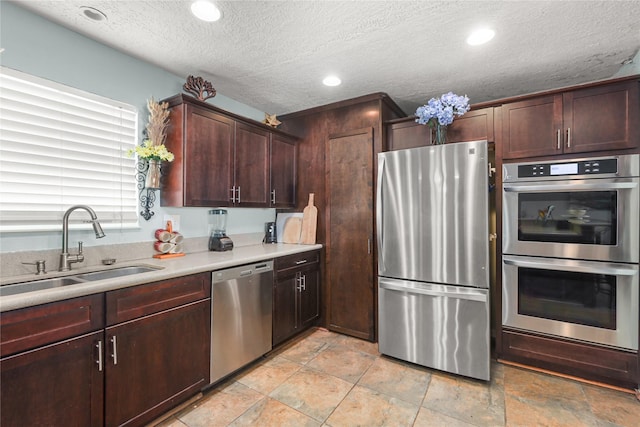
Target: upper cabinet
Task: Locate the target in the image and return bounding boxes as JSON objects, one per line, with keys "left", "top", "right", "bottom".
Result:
{"left": 161, "top": 95, "right": 298, "bottom": 208}
{"left": 502, "top": 80, "right": 639, "bottom": 160}
{"left": 386, "top": 107, "right": 495, "bottom": 151}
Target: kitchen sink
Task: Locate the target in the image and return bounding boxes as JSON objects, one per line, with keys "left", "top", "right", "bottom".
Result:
{"left": 0, "top": 265, "right": 163, "bottom": 296}
{"left": 74, "top": 265, "right": 161, "bottom": 281}
{"left": 0, "top": 276, "right": 85, "bottom": 297}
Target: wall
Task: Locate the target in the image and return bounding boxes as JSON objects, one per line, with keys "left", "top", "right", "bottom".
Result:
{"left": 0, "top": 2, "right": 275, "bottom": 255}
{"left": 614, "top": 48, "right": 640, "bottom": 77}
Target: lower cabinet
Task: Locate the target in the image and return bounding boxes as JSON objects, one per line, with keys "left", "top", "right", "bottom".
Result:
{"left": 1, "top": 331, "right": 104, "bottom": 427}
{"left": 273, "top": 250, "right": 320, "bottom": 346}
{"left": 0, "top": 273, "right": 211, "bottom": 427}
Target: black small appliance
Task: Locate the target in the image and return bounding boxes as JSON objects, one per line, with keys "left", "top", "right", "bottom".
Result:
{"left": 264, "top": 221, "right": 277, "bottom": 243}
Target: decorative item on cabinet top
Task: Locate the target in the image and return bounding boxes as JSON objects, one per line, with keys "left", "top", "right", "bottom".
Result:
{"left": 127, "top": 97, "right": 174, "bottom": 220}
{"left": 263, "top": 113, "right": 281, "bottom": 128}
{"left": 415, "top": 92, "right": 470, "bottom": 145}
{"left": 183, "top": 75, "right": 216, "bottom": 101}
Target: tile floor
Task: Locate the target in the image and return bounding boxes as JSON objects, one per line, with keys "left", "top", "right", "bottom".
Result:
{"left": 156, "top": 328, "right": 639, "bottom": 427}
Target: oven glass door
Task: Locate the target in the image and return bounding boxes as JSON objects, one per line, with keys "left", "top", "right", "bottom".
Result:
{"left": 503, "top": 178, "right": 639, "bottom": 262}
{"left": 502, "top": 255, "right": 639, "bottom": 351}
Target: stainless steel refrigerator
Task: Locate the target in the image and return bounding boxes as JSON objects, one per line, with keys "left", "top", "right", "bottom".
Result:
{"left": 376, "top": 139, "right": 491, "bottom": 381}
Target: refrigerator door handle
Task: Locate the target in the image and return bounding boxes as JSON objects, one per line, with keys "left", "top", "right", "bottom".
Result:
{"left": 375, "top": 156, "right": 385, "bottom": 266}
{"left": 379, "top": 279, "right": 488, "bottom": 303}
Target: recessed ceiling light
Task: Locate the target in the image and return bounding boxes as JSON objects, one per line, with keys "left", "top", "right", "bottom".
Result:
{"left": 79, "top": 6, "right": 107, "bottom": 22}
{"left": 323, "top": 75, "right": 342, "bottom": 87}
{"left": 191, "top": 1, "right": 221, "bottom": 22}
{"left": 466, "top": 28, "right": 495, "bottom": 46}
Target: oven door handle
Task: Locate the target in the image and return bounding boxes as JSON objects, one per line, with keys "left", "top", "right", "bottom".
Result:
{"left": 503, "top": 255, "right": 639, "bottom": 276}
{"left": 504, "top": 182, "right": 637, "bottom": 192}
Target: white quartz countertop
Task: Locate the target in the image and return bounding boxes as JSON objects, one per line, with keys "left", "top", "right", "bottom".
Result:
{"left": 0, "top": 243, "right": 322, "bottom": 312}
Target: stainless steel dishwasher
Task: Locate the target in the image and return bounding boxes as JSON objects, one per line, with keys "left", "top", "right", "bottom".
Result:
{"left": 210, "top": 260, "right": 273, "bottom": 384}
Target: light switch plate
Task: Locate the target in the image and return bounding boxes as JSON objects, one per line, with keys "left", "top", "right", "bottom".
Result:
{"left": 163, "top": 214, "right": 181, "bottom": 232}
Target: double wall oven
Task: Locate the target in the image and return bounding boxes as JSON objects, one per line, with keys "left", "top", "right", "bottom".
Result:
{"left": 502, "top": 154, "right": 639, "bottom": 351}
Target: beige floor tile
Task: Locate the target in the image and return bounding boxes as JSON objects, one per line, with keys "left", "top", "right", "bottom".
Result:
{"left": 582, "top": 384, "right": 640, "bottom": 427}
{"left": 306, "top": 327, "right": 342, "bottom": 344}
{"left": 177, "top": 382, "right": 263, "bottom": 427}
{"left": 333, "top": 334, "right": 381, "bottom": 356}
{"left": 503, "top": 367, "right": 594, "bottom": 412}
{"left": 306, "top": 343, "right": 376, "bottom": 383}
{"left": 325, "top": 385, "right": 419, "bottom": 427}
{"left": 423, "top": 372, "right": 505, "bottom": 426}
{"left": 413, "top": 407, "right": 476, "bottom": 427}
{"left": 236, "top": 356, "right": 302, "bottom": 395}
{"left": 359, "top": 356, "right": 431, "bottom": 405}
{"left": 280, "top": 337, "right": 330, "bottom": 365}
{"left": 229, "top": 397, "right": 321, "bottom": 427}
{"left": 269, "top": 367, "right": 354, "bottom": 422}
{"left": 504, "top": 394, "right": 598, "bottom": 427}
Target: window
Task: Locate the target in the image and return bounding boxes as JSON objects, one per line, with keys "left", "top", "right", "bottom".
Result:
{"left": 0, "top": 67, "right": 138, "bottom": 232}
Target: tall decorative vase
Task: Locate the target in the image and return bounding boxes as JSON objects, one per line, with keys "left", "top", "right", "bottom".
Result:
{"left": 145, "top": 160, "right": 161, "bottom": 189}
{"left": 432, "top": 124, "right": 448, "bottom": 145}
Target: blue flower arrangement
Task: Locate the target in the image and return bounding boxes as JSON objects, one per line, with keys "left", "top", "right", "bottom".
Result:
{"left": 415, "top": 92, "right": 471, "bottom": 127}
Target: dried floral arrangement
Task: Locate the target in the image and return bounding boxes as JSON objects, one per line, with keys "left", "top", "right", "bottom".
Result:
{"left": 145, "top": 97, "right": 170, "bottom": 146}
{"left": 262, "top": 113, "right": 281, "bottom": 128}
{"left": 183, "top": 75, "right": 217, "bottom": 101}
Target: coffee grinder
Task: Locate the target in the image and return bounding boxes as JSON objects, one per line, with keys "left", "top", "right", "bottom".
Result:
{"left": 208, "top": 209, "right": 233, "bottom": 251}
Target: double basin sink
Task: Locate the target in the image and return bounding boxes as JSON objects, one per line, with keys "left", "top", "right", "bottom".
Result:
{"left": 0, "top": 265, "right": 162, "bottom": 297}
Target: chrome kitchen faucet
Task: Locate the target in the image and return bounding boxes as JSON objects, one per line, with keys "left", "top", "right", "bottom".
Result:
{"left": 59, "top": 205, "right": 106, "bottom": 271}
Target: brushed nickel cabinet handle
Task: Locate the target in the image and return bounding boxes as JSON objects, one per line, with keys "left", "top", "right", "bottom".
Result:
{"left": 295, "top": 259, "right": 308, "bottom": 265}
{"left": 96, "top": 340, "right": 103, "bottom": 372}
{"left": 556, "top": 129, "right": 561, "bottom": 150}
{"left": 566, "top": 127, "right": 571, "bottom": 148}
{"left": 110, "top": 336, "right": 118, "bottom": 365}
{"left": 236, "top": 186, "right": 241, "bottom": 203}
{"left": 271, "top": 189, "right": 276, "bottom": 204}
{"left": 230, "top": 187, "right": 236, "bottom": 203}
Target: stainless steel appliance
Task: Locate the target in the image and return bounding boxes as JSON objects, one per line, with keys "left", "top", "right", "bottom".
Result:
{"left": 502, "top": 154, "right": 640, "bottom": 351}
{"left": 208, "top": 209, "right": 233, "bottom": 251}
{"left": 264, "top": 221, "right": 277, "bottom": 243}
{"left": 377, "top": 140, "right": 491, "bottom": 381}
{"left": 210, "top": 261, "right": 273, "bottom": 384}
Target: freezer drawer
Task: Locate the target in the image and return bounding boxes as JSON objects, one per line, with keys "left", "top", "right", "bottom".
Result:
{"left": 378, "top": 277, "right": 490, "bottom": 381}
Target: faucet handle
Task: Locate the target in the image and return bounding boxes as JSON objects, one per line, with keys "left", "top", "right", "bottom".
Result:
{"left": 77, "top": 241, "right": 84, "bottom": 254}
{"left": 22, "top": 260, "right": 47, "bottom": 275}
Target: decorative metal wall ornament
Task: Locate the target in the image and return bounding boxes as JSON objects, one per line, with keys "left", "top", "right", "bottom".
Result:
{"left": 262, "top": 113, "right": 281, "bottom": 128}
{"left": 183, "top": 75, "right": 216, "bottom": 101}
{"left": 135, "top": 159, "right": 161, "bottom": 221}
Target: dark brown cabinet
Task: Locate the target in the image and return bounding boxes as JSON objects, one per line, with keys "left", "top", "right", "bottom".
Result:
{"left": 161, "top": 95, "right": 297, "bottom": 208}
{"left": 273, "top": 250, "right": 320, "bottom": 346}
{"left": 270, "top": 134, "right": 297, "bottom": 207}
{"left": 0, "top": 273, "right": 211, "bottom": 427}
{"left": 279, "top": 93, "right": 405, "bottom": 342}
{"left": 1, "top": 295, "right": 105, "bottom": 427}
{"left": 502, "top": 80, "right": 639, "bottom": 159}
{"left": 386, "top": 107, "right": 495, "bottom": 151}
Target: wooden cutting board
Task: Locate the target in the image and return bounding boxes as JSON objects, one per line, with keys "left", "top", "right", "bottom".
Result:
{"left": 300, "top": 193, "right": 318, "bottom": 244}
{"left": 282, "top": 217, "right": 302, "bottom": 243}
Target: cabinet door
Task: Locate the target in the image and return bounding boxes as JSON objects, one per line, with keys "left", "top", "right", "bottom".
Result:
{"left": 104, "top": 300, "right": 210, "bottom": 427}
{"left": 270, "top": 134, "right": 297, "bottom": 207}
{"left": 299, "top": 266, "right": 320, "bottom": 330}
{"left": 563, "top": 81, "right": 639, "bottom": 154}
{"left": 273, "top": 271, "right": 298, "bottom": 347}
{"left": 387, "top": 120, "right": 430, "bottom": 151}
{"left": 184, "top": 105, "right": 234, "bottom": 206}
{"left": 235, "top": 122, "right": 270, "bottom": 207}
{"left": 1, "top": 331, "right": 104, "bottom": 427}
{"left": 448, "top": 107, "right": 495, "bottom": 143}
{"left": 502, "top": 95, "right": 563, "bottom": 159}
{"left": 327, "top": 127, "right": 375, "bottom": 340}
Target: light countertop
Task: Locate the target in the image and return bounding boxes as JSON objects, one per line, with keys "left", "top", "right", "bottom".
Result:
{"left": 0, "top": 243, "right": 322, "bottom": 312}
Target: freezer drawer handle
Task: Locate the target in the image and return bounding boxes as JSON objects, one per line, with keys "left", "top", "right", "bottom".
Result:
{"left": 379, "top": 281, "right": 487, "bottom": 302}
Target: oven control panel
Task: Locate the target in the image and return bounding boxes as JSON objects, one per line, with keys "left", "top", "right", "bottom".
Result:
{"left": 518, "top": 158, "right": 618, "bottom": 178}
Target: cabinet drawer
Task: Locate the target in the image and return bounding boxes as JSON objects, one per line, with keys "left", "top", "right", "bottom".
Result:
{"left": 275, "top": 250, "right": 320, "bottom": 272}
{"left": 0, "top": 294, "right": 104, "bottom": 357}
{"left": 106, "top": 272, "right": 210, "bottom": 325}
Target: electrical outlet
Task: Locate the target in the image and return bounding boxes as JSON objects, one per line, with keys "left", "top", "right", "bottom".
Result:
{"left": 163, "top": 214, "right": 181, "bottom": 232}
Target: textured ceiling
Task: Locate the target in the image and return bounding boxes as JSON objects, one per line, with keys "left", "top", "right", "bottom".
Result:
{"left": 7, "top": 0, "right": 640, "bottom": 116}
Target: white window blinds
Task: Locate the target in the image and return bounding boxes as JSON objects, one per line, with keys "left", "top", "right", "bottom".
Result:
{"left": 0, "top": 67, "right": 139, "bottom": 232}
